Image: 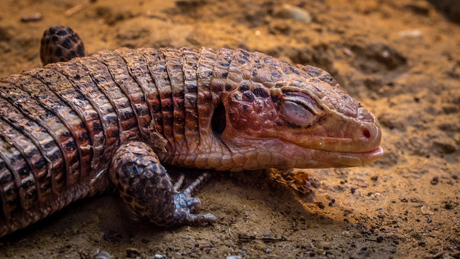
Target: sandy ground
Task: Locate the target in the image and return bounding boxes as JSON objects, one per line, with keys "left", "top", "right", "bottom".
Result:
{"left": 0, "top": 0, "right": 459, "bottom": 258}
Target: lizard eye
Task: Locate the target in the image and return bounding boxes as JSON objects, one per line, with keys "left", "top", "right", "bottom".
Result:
{"left": 281, "top": 101, "right": 316, "bottom": 127}
{"left": 280, "top": 92, "right": 321, "bottom": 127}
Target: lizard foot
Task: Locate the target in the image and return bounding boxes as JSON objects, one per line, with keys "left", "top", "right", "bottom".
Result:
{"left": 110, "top": 141, "right": 216, "bottom": 226}
{"left": 172, "top": 172, "right": 217, "bottom": 225}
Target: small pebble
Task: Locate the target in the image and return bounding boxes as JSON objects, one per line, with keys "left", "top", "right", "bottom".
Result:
{"left": 430, "top": 176, "right": 439, "bottom": 185}
{"left": 342, "top": 48, "right": 353, "bottom": 56}
{"left": 95, "top": 251, "right": 111, "bottom": 259}
{"left": 21, "top": 13, "right": 42, "bottom": 22}
{"left": 328, "top": 199, "right": 335, "bottom": 207}
{"left": 275, "top": 4, "right": 312, "bottom": 24}
{"left": 318, "top": 241, "right": 332, "bottom": 249}
{"left": 398, "top": 29, "right": 423, "bottom": 39}
{"left": 444, "top": 201, "right": 455, "bottom": 210}
{"left": 316, "top": 202, "right": 325, "bottom": 209}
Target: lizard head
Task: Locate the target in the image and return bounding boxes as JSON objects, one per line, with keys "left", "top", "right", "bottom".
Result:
{"left": 215, "top": 63, "right": 383, "bottom": 171}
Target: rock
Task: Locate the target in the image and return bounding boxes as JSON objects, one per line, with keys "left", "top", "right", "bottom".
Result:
{"left": 95, "top": 251, "right": 111, "bottom": 259}
{"left": 430, "top": 176, "right": 439, "bottom": 185}
{"left": 398, "top": 29, "right": 423, "bottom": 39}
{"left": 274, "top": 4, "right": 312, "bottom": 24}
{"left": 20, "top": 13, "right": 42, "bottom": 22}
{"left": 342, "top": 47, "right": 353, "bottom": 57}
{"left": 315, "top": 202, "right": 325, "bottom": 209}
{"left": 90, "top": 248, "right": 100, "bottom": 256}
{"left": 318, "top": 241, "right": 332, "bottom": 249}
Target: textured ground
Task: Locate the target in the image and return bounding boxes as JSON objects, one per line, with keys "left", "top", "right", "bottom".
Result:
{"left": 0, "top": 0, "right": 459, "bottom": 258}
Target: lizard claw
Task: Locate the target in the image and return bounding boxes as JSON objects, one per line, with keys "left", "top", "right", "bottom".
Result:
{"left": 182, "top": 172, "right": 211, "bottom": 196}
{"left": 171, "top": 172, "right": 216, "bottom": 225}
{"left": 186, "top": 213, "right": 217, "bottom": 225}
{"left": 173, "top": 174, "right": 185, "bottom": 192}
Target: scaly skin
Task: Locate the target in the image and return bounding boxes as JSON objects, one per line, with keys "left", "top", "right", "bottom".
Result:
{"left": 0, "top": 27, "right": 382, "bottom": 238}
{"left": 40, "top": 26, "right": 86, "bottom": 66}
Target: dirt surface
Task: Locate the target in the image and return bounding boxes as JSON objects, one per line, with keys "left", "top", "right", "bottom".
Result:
{"left": 0, "top": 0, "right": 459, "bottom": 258}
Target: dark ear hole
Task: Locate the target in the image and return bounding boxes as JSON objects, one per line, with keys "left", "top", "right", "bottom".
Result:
{"left": 211, "top": 102, "right": 226, "bottom": 135}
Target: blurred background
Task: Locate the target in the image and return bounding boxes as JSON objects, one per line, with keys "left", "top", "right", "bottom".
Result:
{"left": 0, "top": 0, "right": 459, "bottom": 258}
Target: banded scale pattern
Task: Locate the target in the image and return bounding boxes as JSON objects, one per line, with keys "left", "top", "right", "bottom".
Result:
{"left": 0, "top": 45, "right": 383, "bottom": 237}
{"left": 0, "top": 47, "right": 245, "bottom": 237}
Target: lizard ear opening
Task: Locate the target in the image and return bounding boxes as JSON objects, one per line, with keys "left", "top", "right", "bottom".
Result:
{"left": 211, "top": 102, "right": 226, "bottom": 135}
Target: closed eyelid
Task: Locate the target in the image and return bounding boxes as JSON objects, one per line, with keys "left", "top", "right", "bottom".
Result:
{"left": 283, "top": 95, "right": 322, "bottom": 115}
{"left": 280, "top": 99, "right": 320, "bottom": 128}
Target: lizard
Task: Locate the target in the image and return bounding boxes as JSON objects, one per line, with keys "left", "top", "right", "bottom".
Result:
{"left": 0, "top": 26, "right": 383, "bottom": 237}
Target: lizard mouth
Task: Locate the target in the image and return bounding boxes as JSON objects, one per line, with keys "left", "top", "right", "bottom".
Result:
{"left": 222, "top": 136, "right": 384, "bottom": 170}
{"left": 272, "top": 139, "right": 384, "bottom": 168}
{"left": 337, "top": 147, "right": 384, "bottom": 167}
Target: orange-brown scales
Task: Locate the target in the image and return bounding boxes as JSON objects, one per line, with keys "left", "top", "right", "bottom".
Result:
{"left": 0, "top": 27, "right": 382, "bottom": 238}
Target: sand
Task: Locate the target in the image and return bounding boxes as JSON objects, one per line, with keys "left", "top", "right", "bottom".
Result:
{"left": 0, "top": 0, "right": 458, "bottom": 258}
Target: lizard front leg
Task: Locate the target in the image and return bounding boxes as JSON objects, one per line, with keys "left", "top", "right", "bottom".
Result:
{"left": 109, "top": 142, "right": 216, "bottom": 226}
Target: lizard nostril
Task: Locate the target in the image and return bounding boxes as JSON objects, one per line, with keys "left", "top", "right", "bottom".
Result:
{"left": 363, "top": 129, "right": 371, "bottom": 139}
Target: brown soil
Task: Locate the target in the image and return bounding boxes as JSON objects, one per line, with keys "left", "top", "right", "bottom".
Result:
{"left": 0, "top": 0, "right": 459, "bottom": 258}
